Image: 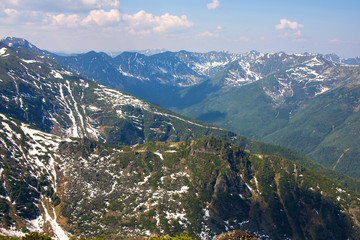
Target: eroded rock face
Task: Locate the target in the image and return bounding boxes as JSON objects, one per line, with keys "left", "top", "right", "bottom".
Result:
{"left": 215, "top": 230, "right": 259, "bottom": 240}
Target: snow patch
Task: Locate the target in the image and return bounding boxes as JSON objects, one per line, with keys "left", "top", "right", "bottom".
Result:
{"left": 154, "top": 151, "right": 164, "bottom": 160}
{"left": 0, "top": 47, "right": 9, "bottom": 57}
{"left": 165, "top": 150, "right": 177, "bottom": 153}
{"left": 88, "top": 105, "right": 101, "bottom": 111}
{"left": 21, "top": 59, "right": 40, "bottom": 64}
{"left": 170, "top": 172, "right": 190, "bottom": 179}
{"left": 239, "top": 220, "right": 250, "bottom": 226}
{"left": 336, "top": 188, "right": 346, "bottom": 193}
{"left": 41, "top": 202, "right": 69, "bottom": 240}
{"left": 138, "top": 174, "right": 151, "bottom": 185}
{"left": 152, "top": 111, "right": 222, "bottom": 130}
{"left": 59, "top": 82, "right": 80, "bottom": 138}
{"left": 315, "top": 85, "right": 330, "bottom": 96}
{"left": 51, "top": 70, "right": 63, "bottom": 79}
{"left": 0, "top": 227, "right": 25, "bottom": 238}
{"left": 95, "top": 86, "right": 150, "bottom": 111}
{"left": 165, "top": 211, "right": 186, "bottom": 220}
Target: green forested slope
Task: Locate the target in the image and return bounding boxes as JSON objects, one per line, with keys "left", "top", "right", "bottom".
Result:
{"left": 263, "top": 84, "right": 360, "bottom": 178}
{"left": 175, "top": 60, "right": 360, "bottom": 179}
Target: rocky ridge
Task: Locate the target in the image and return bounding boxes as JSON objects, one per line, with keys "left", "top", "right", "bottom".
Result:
{"left": 1, "top": 114, "right": 360, "bottom": 239}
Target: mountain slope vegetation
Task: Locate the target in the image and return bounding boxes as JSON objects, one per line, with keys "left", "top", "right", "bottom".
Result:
{"left": 6, "top": 37, "right": 359, "bottom": 179}
{"left": 0, "top": 113, "right": 360, "bottom": 239}
{"left": 0, "top": 41, "right": 358, "bottom": 191}
{"left": 175, "top": 55, "right": 360, "bottom": 178}
{"left": 0, "top": 42, "right": 232, "bottom": 146}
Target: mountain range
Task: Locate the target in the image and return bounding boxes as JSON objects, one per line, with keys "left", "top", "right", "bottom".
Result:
{"left": 176, "top": 53, "right": 360, "bottom": 179}
{"left": 5, "top": 37, "right": 358, "bottom": 179}
{"left": 1, "top": 39, "right": 358, "bottom": 188}
{"left": 1, "top": 37, "right": 360, "bottom": 239}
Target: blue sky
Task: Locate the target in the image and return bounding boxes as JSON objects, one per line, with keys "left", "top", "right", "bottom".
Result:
{"left": 0, "top": 0, "right": 359, "bottom": 57}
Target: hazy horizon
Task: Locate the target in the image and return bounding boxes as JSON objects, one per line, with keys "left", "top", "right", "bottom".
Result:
{"left": 46, "top": 47, "right": 358, "bottom": 59}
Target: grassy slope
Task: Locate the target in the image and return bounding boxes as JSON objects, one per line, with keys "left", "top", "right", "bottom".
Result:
{"left": 262, "top": 85, "right": 360, "bottom": 178}
{"left": 178, "top": 80, "right": 284, "bottom": 140}
{"left": 175, "top": 68, "right": 360, "bottom": 179}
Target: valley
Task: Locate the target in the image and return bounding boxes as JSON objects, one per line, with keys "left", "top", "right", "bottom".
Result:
{"left": 5, "top": 37, "right": 359, "bottom": 179}
{"left": 0, "top": 37, "right": 360, "bottom": 239}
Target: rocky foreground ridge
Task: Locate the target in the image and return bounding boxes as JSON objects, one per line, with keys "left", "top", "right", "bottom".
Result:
{"left": 0, "top": 112, "right": 360, "bottom": 239}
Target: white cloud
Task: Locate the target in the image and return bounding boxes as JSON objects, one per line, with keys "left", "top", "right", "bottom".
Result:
{"left": 3, "top": 0, "right": 20, "bottom": 6}
{"left": 1, "top": 0, "right": 190, "bottom": 34}
{"left": 48, "top": 9, "right": 121, "bottom": 27}
{"left": 123, "top": 10, "right": 192, "bottom": 34}
{"left": 80, "top": 0, "right": 119, "bottom": 8}
{"left": 50, "top": 13, "right": 82, "bottom": 28}
{"left": 293, "top": 30, "right": 302, "bottom": 36}
{"left": 1, "top": 7, "right": 44, "bottom": 25}
{"left": 81, "top": 0, "right": 97, "bottom": 5}
{"left": 4, "top": 8, "right": 19, "bottom": 17}
{"left": 197, "top": 25, "right": 223, "bottom": 38}
{"left": 45, "top": 9, "right": 192, "bottom": 36}
{"left": 1, "top": 0, "right": 120, "bottom": 12}
{"left": 275, "top": 19, "right": 304, "bottom": 30}
{"left": 82, "top": 9, "right": 121, "bottom": 26}
{"left": 207, "top": 0, "right": 220, "bottom": 10}
{"left": 0, "top": 8, "right": 19, "bottom": 24}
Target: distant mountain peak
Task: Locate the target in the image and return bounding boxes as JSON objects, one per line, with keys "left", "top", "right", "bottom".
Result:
{"left": 2, "top": 36, "right": 55, "bottom": 60}
{"left": 2, "top": 36, "right": 35, "bottom": 50}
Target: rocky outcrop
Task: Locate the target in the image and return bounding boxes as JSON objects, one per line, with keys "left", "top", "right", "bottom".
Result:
{"left": 215, "top": 230, "right": 259, "bottom": 240}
